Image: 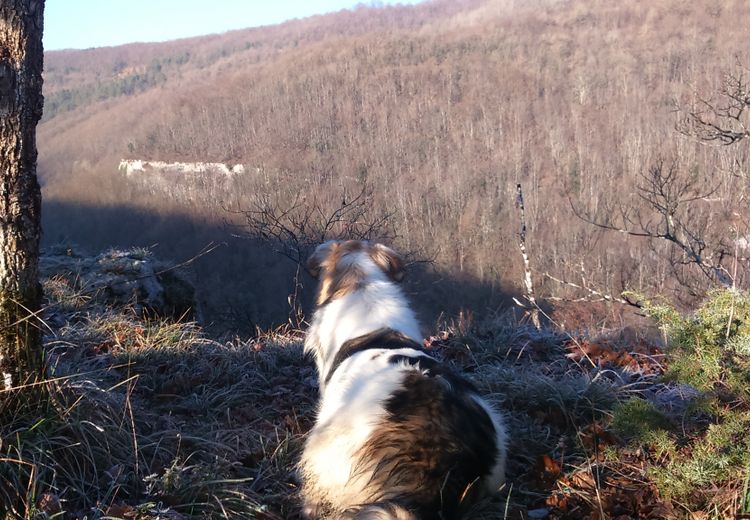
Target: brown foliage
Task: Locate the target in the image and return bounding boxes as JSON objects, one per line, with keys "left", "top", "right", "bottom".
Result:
{"left": 37, "top": 0, "right": 750, "bottom": 325}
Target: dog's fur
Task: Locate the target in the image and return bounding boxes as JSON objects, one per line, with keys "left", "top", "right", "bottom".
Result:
{"left": 299, "top": 240, "right": 507, "bottom": 520}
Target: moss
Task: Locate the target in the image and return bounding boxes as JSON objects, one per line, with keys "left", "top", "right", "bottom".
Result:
{"left": 612, "top": 398, "right": 672, "bottom": 442}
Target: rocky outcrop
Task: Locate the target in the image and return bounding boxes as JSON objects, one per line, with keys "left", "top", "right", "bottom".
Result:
{"left": 40, "top": 247, "right": 201, "bottom": 323}
{"left": 118, "top": 159, "right": 247, "bottom": 177}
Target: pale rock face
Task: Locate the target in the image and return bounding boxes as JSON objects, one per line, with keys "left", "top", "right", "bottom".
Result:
{"left": 119, "top": 159, "right": 145, "bottom": 175}
{"left": 118, "top": 159, "right": 246, "bottom": 177}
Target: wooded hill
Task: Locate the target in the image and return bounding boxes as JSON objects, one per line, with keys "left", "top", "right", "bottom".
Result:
{"left": 39, "top": 0, "right": 750, "bottom": 329}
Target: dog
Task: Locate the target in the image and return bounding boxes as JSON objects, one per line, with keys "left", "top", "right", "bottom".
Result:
{"left": 299, "top": 240, "right": 507, "bottom": 519}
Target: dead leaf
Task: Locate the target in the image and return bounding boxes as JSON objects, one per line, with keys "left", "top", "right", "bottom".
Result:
{"left": 37, "top": 493, "right": 62, "bottom": 515}
{"left": 105, "top": 503, "right": 137, "bottom": 519}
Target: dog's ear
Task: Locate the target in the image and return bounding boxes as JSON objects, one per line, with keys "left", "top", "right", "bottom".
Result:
{"left": 369, "top": 243, "right": 405, "bottom": 282}
{"left": 306, "top": 241, "right": 336, "bottom": 279}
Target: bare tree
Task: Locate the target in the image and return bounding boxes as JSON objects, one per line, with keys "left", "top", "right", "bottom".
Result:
{"left": 678, "top": 65, "right": 750, "bottom": 146}
{"left": 0, "top": 0, "right": 45, "bottom": 390}
{"left": 514, "top": 184, "right": 541, "bottom": 329}
{"left": 570, "top": 159, "right": 741, "bottom": 290}
{"left": 230, "top": 184, "right": 397, "bottom": 328}
{"left": 551, "top": 66, "right": 750, "bottom": 305}
{"left": 234, "top": 184, "right": 395, "bottom": 267}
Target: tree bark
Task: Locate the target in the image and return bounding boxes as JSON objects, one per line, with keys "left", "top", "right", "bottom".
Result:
{"left": 0, "top": 0, "right": 45, "bottom": 390}
{"left": 515, "top": 183, "right": 541, "bottom": 330}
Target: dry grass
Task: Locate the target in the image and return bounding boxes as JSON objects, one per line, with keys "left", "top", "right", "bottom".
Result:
{"left": 2, "top": 270, "right": 315, "bottom": 519}
{"left": 3, "top": 260, "right": 748, "bottom": 518}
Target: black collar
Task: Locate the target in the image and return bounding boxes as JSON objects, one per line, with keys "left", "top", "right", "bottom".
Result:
{"left": 325, "top": 328, "right": 425, "bottom": 384}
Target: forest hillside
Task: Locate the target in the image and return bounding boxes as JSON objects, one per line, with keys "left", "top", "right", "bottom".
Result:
{"left": 39, "top": 0, "right": 750, "bottom": 330}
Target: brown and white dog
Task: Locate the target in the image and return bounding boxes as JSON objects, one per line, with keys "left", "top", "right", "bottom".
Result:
{"left": 299, "top": 240, "right": 507, "bottom": 520}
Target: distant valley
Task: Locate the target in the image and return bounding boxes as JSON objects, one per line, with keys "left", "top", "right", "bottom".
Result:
{"left": 39, "top": 0, "right": 750, "bottom": 330}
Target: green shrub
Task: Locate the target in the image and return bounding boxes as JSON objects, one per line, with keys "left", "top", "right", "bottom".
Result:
{"left": 651, "top": 411, "right": 750, "bottom": 507}
{"left": 634, "top": 289, "right": 750, "bottom": 511}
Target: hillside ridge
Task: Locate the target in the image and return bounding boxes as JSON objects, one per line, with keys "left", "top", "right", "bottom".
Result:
{"left": 39, "top": 0, "right": 750, "bottom": 331}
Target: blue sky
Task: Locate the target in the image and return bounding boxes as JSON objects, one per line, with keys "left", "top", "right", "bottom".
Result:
{"left": 44, "top": 0, "right": 425, "bottom": 51}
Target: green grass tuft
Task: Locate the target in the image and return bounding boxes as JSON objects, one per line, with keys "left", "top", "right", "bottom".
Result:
{"left": 611, "top": 398, "right": 672, "bottom": 443}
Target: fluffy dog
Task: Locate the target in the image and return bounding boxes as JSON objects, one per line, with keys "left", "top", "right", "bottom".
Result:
{"left": 299, "top": 240, "right": 507, "bottom": 520}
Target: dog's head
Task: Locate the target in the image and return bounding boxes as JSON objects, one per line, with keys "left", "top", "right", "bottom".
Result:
{"left": 306, "top": 240, "right": 405, "bottom": 306}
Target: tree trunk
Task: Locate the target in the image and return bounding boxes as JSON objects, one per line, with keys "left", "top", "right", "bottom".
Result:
{"left": 515, "top": 183, "right": 541, "bottom": 330}
{"left": 0, "top": 0, "right": 45, "bottom": 390}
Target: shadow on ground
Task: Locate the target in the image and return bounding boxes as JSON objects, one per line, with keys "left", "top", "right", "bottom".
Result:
{"left": 43, "top": 199, "right": 521, "bottom": 335}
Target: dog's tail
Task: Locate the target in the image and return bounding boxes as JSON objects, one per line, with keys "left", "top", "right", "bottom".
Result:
{"left": 339, "top": 502, "right": 417, "bottom": 520}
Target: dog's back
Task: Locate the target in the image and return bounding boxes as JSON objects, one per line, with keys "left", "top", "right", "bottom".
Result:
{"left": 355, "top": 346, "right": 503, "bottom": 518}
{"left": 299, "top": 241, "right": 506, "bottom": 519}
{"left": 339, "top": 502, "right": 417, "bottom": 520}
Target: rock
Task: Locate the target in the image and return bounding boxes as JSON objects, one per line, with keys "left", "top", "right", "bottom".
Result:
{"left": 40, "top": 246, "right": 201, "bottom": 321}
{"left": 648, "top": 382, "right": 701, "bottom": 420}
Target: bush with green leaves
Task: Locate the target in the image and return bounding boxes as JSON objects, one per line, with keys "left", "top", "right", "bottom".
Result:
{"left": 623, "top": 289, "right": 750, "bottom": 513}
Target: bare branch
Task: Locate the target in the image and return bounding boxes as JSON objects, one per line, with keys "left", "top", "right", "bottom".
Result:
{"left": 569, "top": 159, "right": 734, "bottom": 288}
{"left": 677, "top": 70, "right": 750, "bottom": 146}
{"left": 543, "top": 272, "right": 641, "bottom": 307}
{"left": 229, "top": 183, "right": 397, "bottom": 269}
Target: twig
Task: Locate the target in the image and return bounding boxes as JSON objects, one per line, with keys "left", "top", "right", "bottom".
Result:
{"left": 543, "top": 272, "right": 641, "bottom": 308}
